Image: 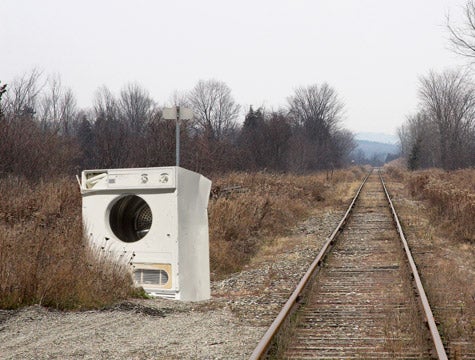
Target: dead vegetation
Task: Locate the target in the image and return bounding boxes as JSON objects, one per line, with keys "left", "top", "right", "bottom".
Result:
{"left": 0, "top": 167, "right": 367, "bottom": 309}
{"left": 208, "top": 167, "right": 367, "bottom": 276}
{"left": 386, "top": 166, "right": 475, "bottom": 242}
{"left": 0, "top": 177, "right": 140, "bottom": 310}
{"left": 383, "top": 164, "right": 475, "bottom": 357}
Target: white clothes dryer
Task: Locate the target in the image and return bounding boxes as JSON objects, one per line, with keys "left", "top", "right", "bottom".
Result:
{"left": 80, "top": 166, "right": 211, "bottom": 301}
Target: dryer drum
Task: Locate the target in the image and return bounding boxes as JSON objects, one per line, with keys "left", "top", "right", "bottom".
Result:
{"left": 109, "top": 195, "right": 152, "bottom": 242}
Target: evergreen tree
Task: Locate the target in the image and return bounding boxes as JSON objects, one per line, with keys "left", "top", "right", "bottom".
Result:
{"left": 408, "top": 136, "right": 422, "bottom": 170}
{"left": 76, "top": 114, "right": 95, "bottom": 168}
{"left": 239, "top": 107, "right": 268, "bottom": 169}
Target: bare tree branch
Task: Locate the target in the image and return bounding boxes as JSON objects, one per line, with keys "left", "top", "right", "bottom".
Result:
{"left": 187, "top": 79, "right": 240, "bottom": 142}
{"left": 447, "top": 1, "right": 475, "bottom": 59}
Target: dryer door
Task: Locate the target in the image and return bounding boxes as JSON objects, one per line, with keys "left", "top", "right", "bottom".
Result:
{"left": 109, "top": 195, "right": 152, "bottom": 243}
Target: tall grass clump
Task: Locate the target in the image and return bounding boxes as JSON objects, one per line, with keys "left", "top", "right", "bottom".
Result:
{"left": 407, "top": 169, "right": 475, "bottom": 242}
{"left": 0, "top": 177, "right": 139, "bottom": 310}
{"left": 209, "top": 168, "right": 366, "bottom": 276}
{"left": 384, "top": 162, "right": 406, "bottom": 181}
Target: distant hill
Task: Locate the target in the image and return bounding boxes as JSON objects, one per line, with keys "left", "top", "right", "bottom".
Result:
{"left": 355, "top": 132, "right": 398, "bottom": 145}
{"left": 351, "top": 140, "right": 400, "bottom": 164}
{"left": 355, "top": 140, "right": 399, "bottom": 157}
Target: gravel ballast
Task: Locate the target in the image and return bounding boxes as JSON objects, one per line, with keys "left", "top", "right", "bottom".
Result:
{"left": 0, "top": 210, "right": 343, "bottom": 360}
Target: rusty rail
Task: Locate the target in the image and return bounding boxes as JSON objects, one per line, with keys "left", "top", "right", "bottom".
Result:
{"left": 249, "top": 170, "right": 372, "bottom": 360}
{"left": 250, "top": 169, "right": 448, "bottom": 359}
{"left": 379, "top": 171, "right": 448, "bottom": 360}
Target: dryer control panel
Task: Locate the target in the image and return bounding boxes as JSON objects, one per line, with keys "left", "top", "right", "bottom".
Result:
{"left": 81, "top": 167, "right": 176, "bottom": 192}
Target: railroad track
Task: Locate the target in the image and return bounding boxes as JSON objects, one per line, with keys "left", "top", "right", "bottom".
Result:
{"left": 251, "top": 170, "right": 447, "bottom": 360}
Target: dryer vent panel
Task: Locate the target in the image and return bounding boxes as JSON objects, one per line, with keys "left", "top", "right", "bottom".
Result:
{"left": 133, "top": 263, "right": 172, "bottom": 290}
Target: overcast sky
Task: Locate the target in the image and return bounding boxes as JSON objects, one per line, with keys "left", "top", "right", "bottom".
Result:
{"left": 1, "top": 0, "right": 470, "bottom": 135}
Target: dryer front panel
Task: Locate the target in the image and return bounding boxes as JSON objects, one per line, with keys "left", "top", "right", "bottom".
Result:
{"left": 102, "top": 193, "right": 178, "bottom": 254}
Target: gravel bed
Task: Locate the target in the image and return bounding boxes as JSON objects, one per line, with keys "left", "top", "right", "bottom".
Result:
{"left": 0, "top": 210, "right": 343, "bottom": 360}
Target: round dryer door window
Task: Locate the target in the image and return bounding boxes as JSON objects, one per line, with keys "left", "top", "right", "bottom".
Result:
{"left": 109, "top": 195, "right": 152, "bottom": 242}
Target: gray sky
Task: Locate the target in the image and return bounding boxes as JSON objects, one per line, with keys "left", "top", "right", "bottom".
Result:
{"left": 1, "top": 0, "right": 469, "bottom": 135}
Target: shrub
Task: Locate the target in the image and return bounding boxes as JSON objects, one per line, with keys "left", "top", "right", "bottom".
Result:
{"left": 384, "top": 163, "right": 406, "bottom": 181}
{"left": 0, "top": 176, "right": 139, "bottom": 310}
{"left": 406, "top": 169, "right": 475, "bottom": 242}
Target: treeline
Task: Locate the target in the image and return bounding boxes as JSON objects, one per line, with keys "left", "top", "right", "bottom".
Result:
{"left": 399, "top": 1, "right": 475, "bottom": 171}
{"left": 398, "top": 69, "right": 475, "bottom": 170}
{"left": 0, "top": 71, "right": 356, "bottom": 180}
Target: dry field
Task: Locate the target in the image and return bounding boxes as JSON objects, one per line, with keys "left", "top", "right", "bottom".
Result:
{"left": 384, "top": 165, "right": 475, "bottom": 358}
{"left": 0, "top": 177, "right": 140, "bottom": 310}
{"left": 0, "top": 167, "right": 367, "bottom": 310}
{"left": 208, "top": 167, "right": 366, "bottom": 276}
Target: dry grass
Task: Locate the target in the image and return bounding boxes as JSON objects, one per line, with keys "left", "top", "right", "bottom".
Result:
{"left": 0, "top": 166, "right": 367, "bottom": 309}
{"left": 0, "top": 176, "right": 140, "bottom": 310}
{"left": 405, "top": 168, "right": 475, "bottom": 242}
{"left": 384, "top": 161, "right": 406, "bottom": 181}
{"left": 208, "top": 167, "right": 367, "bottom": 276}
{"left": 384, "top": 165, "right": 475, "bottom": 357}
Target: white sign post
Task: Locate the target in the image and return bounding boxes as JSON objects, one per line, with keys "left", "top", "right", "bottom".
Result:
{"left": 163, "top": 106, "right": 193, "bottom": 167}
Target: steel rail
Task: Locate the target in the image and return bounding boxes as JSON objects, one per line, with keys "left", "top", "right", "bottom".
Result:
{"left": 249, "top": 170, "right": 372, "bottom": 360}
{"left": 379, "top": 171, "right": 448, "bottom": 360}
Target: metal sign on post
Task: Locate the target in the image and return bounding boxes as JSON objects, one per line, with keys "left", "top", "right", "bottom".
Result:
{"left": 163, "top": 106, "right": 193, "bottom": 167}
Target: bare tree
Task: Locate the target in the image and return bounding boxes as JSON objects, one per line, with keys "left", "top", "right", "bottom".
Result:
{"left": 398, "top": 111, "right": 439, "bottom": 169}
{"left": 400, "top": 69, "right": 475, "bottom": 170}
{"left": 0, "top": 72, "right": 79, "bottom": 179}
{"left": 38, "top": 75, "right": 78, "bottom": 135}
{"left": 288, "top": 83, "right": 345, "bottom": 170}
{"left": 93, "top": 86, "right": 119, "bottom": 122}
{"left": 143, "top": 116, "right": 176, "bottom": 167}
{"left": 3, "top": 69, "right": 44, "bottom": 119}
{"left": 418, "top": 69, "right": 475, "bottom": 169}
{"left": 0, "top": 81, "right": 6, "bottom": 119}
{"left": 447, "top": 1, "right": 475, "bottom": 59}
{"left": 90, "top": 84, "right": 159, "bottom": 168}
{"left": 92, "top": 86, "right": 129, "bottom": 168}
{"left": 118, "top": 83, "right": 156, "bottom": 135}
{"left": 167, "top": 89, "right": 190, "bottom": 108}
{"left": 187, "top": 79, "right": 240, "bottom": 142}
{"left": 288, "top": 83, "right": 344, "bottom": 138}
{"left": 330, "top": 129, "right": 357, "bottom": 167}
